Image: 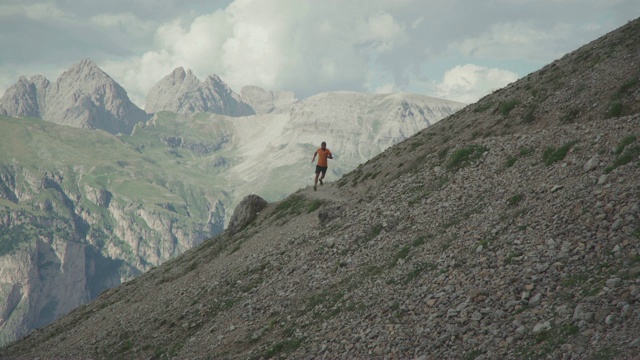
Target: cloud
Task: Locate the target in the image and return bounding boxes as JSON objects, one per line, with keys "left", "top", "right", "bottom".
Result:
{"left": 435, "top": 64, "right": 519, "bottom": 104}
{"left": 1, "top": 0, "right": 639, "bottom": 108}
{"left": 103, "top": 0, "right": 411, "bottom": 108}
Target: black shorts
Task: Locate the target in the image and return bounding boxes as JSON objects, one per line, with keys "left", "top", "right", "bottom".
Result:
{"left": 315, "top": 165, "right": 328, "bottom": 174}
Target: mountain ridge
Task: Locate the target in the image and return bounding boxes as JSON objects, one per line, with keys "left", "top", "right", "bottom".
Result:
{"left": 0, "top": 15, "right": 638, "bottom": 360}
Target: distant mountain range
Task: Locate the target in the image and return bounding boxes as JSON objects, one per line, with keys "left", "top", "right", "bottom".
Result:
{"left": 0, "top": 60, "right": 464, "bottom": 344}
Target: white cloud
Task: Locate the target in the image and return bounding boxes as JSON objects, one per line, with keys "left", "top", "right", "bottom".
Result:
{"left": 103, "top": 0, "right": 410, "bottom": 108}
{"left": 2, "top": 0, "right": 639, "bottom": 110}
{"left": 435, "top": 64, "right": 519, "bottom": 104}
{"left": 452, "top": 21, "right": 557, "bottom": 61}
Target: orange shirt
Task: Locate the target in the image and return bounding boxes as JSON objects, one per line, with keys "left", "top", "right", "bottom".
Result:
{"left": 316, "top": 148, "right": 332, "bottom": 167}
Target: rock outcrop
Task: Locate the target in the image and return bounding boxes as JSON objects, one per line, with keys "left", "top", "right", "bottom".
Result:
{"left": 226, "top": 195, "right": 268, "bottom": 234}
{"left": 0, "top": 59, "right": 149, "bottom": 135}
{"left": 144, "top": 67, "right": 255, "bottom": 116}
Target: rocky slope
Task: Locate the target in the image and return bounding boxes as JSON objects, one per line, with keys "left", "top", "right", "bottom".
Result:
{"left": 0, "top": 59, "right": 149, "bottom": 135}
{"left": 0, "top": 84, "right": 461, "bottom": 345}
{"left": 145, "top": 67, "right": 255, "bottom": 116}
{"left": 1, "top": 15, "right": 638, "bottom": 360}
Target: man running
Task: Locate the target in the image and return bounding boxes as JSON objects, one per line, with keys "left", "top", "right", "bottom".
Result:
{"left": 311, "top": 141, "right": 333, "bottom": 191}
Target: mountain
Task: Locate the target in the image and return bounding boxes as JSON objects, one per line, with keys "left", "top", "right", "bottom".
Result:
{"left": 1, "top": 15, "right": 638, "bottom": 360}
{"left": 0, "top": 82, "right": 462, "bottom": 343}
{"left": 240, "top": 85, "right": 297, "bottom": 114}
{"left": 0, "top": 59, "right": 149, "bottom": 135}
{"left": 145, "top": 67, "right": 255, "bottom": 116}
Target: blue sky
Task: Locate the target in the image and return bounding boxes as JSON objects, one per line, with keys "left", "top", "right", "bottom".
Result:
{"left": 0, "top": 0, "right": 638, "bottom": 108}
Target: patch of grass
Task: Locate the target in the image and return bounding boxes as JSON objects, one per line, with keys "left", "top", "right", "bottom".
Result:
{"left": 499, "top": 99, "right": 520, "bottom": 115}
{"left": 412, "top": 236, "right": 426, "bottom": 247}
{"left": 615, "top": 78, "right": 638, "bottom": 98}
{"left": 505, "top": 156, "right": 517, "bottom": 168}
{"left": 264, "top": 338, "right": 304, "bottom": 358}
{"left": 447, "top": 145, "right": 489, "bottom": 170}
{"left": 437, "top": 146, "right": 450, "bottom": 160}
{"left": 522, "top": 104, "right": 537, "bottom": 124}
{"left": 305, "top": 289, "right": 344, "bottom": 320}
{"left": 606, "top": 101, "right": 624, "bottom": 118}
{"left": 590, "top": 347, "right": 621, "bottom": 360}
{"left": 535, "top": 330, "right": 550, "bottom": 344}
{"left": 390, "top": 246, "right": 411, "bottom": 266}
{"left": 307, "top": 199, "right": 325, "bottom": 213}
{"left": 507, "top": 193, "right": 523, "bottom": 206}
{"left": 561, "top": 272, "right": 589, "bottom": 287}
{"left": 542, "top": 140, "right": 578, "bottom": 166}
{"left": 271, "top": 195, "right": 307, "bottom": 220}
{"left": 462, "top": 349, "right": 484, "bottom": 360}
{"left": 363, "top": 264, "right": 384, "bottom": 277}
{"left": 504, "top": 252, "right": 521, "bottom": 265}
{"left": 604, "top": 145, "right": 640, "bottom": 174}
{"left": 520, "top": 147, "right": 534, "bottom": 156}
{"left": 560, "top": 108, "right": 580, "bottom": 123}
{"left": 614, "top": 135, "right": 637, "bottom": 154}
{"left": 473, "top": 101, "right": 494, "bottom": 113}
{"left": 403, "top": 261, "right": 437, "bottom": 284}
{"left": 360, "top": 223, "right": 383, "bottom": 243}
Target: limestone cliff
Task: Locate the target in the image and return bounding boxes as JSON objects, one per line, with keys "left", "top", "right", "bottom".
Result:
{"left": 0, "top": 147, "right": 225, "bottom": 345}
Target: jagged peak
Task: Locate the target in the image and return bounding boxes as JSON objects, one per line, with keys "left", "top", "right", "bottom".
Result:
{"left": 56, "top": 58, "right": 110, "bottom": 82}
{"left": 204, "top": 73, "right": 232, "bottom": 92}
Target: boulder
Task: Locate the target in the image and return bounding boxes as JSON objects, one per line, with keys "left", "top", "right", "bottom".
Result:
{"left": 227, "top": 195, "right": 268, "bottom": 234}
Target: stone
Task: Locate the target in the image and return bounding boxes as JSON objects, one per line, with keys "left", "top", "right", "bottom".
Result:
{"left": 528, "top": 293, "right": 542, "bottom": 307}
{"left": 583, "top": 156, "right": 599, "bottom": 172}
{"left": 532, "top": 321, "right": 551, "bottom": 334}
{"left": 606, "top": 278, "right": 622, "bottom": 288}
{"left": 227, "top": 195, "right": 268, "bottom": 234}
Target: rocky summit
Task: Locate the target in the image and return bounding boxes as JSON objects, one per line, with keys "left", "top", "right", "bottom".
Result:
{"left": 1, "top": 17, "right": 640, "bottom": 360}
{"left": 0, "top": 59, "right": 149, "bottom": 135}
{"left": 145, "top": 67, "right": 255, "bottom": 116}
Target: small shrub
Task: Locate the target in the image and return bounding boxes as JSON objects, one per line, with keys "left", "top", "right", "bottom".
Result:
{"left": 606, "top": 101, "right": 623, "bottom": 118}
{"left": 265, "top": 339, "right": 304, "bottom": 358}
{"left": 604, "top": 145, "right": 640, "bottom": 173}
{"left": 360, "top": 224, "right": 383, "bottom": 243}
{"left": 403, "top": 261, "right": 436, "bottom": 283}
{"left": 412, "top": 236, "right": 426, "bottom": 247}
{"left": 522, "top": 104, "right": 538, "bottom": 124}
{"left": 438, "top": 146, "right": 450, "bottom": 160}
{"left": 473, "top": 101, "right": 494, "bottom": 113}
{"left": 535, "top": 330, "right": 550, "bottom": 344}
{"left": 614, "top": 135, "right": 637, "bottom": 154}
{"left": 307, "top": 199, "right": 325, "bottom": 213}
{"left": 519, "top": 147, "right": 534, "bottom": 156}
{"left": 395, "top": 246, "right": 410, "bottom": 261}
{"left": 542, "top": 140, "right": 578, "bottom": 166}
{"left": 499, "top": 99, "right": 520, "bottom": 115}
{"left": 505, "top": 156, "right": 517, "bottom": 168}
{"left": 507, "top": 194, "right": 523, "bottom": 206}
{"left": 504, "top": 252, "right": 517, "bottom": 265}
{"left": 447, "top": 145, "right": 489, "bottom": 170}
{"left": 560, "top": 108, "right": 580, "bottom": 123}
{"left": 616, "top": 78, "right": 638, "bottom": 97}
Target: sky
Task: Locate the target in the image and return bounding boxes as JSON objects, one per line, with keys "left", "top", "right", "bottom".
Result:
{"left": 0, "top": 0, "right": 638, "bottom": 109}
